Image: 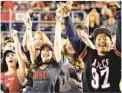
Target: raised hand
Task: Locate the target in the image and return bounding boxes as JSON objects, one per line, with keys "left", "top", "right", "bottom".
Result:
{"left": 61, "top": 1, "right": 73, "bottom": 17}
{"left": 77, "top": 29, "right": 89, "bottom": 40}
{"left": 55, "top": 4, "right": 63, "bottom": 23}
{"left": 77, "top": 29, "right": 95, "bottom": 49}
{"left": 22, "top": 11, "right": 32, "bottom": 30}
{"left": 10, "top": 29, "right": 18, "bottom": 39}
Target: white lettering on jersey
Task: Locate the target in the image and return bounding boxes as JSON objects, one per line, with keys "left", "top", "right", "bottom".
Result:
{"left": 91, "top": 58, "right": 110, "bottom": 89}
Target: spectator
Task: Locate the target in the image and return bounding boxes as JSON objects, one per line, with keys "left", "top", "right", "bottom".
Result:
{"left": 54, "top": 8, "right": 84, "bottom": 93}
{"left": 0, "top": 30, "right": 26, "bottom": 92}
{"left": 22, "top": 12, "right": 52, "bottom": 65}
{"left": 101, "top": 17, "right": 117, "bottom": 36}
{"left": 62, "top": 2, "right": 121, "bottom": 92}
{"left": 23, "top": 9, "right": 62, "bottom": 93}
{"left": 88, "top": 8, "right": 100, "bottom": 36}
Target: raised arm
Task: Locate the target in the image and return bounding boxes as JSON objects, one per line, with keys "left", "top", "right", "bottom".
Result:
{"left": 22, "top": 31, "right": 28, "bottom": 52}
{"left": 62, "top": 2, "right": 86, "bottom": 55}
{"left": 54, "top": 6, "right": 62, "bottom": 62}
{"left": 23, "top": 12, "right": 35, "bottom": 64}
{"left": 12, "top": 30, "right": 26, "bottom": 83}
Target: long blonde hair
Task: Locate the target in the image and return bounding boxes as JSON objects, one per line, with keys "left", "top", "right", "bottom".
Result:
{"left": 62, "top": 38, "right": 85, "bottom": 71}
{"left": 33, "top": 31, "right": 52, "bottom": 45}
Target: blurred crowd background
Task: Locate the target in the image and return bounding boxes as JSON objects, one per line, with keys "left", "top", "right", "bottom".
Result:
{"left": 0, "top": 1, "right": 121, "bottom": 45}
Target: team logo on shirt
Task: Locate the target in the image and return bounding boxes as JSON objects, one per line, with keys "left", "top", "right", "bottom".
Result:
{"left": 33, "top": 71, "right": 48, "bottom": 81}
{"left": 91, "top": 58, "right": 110, "bottom": 89}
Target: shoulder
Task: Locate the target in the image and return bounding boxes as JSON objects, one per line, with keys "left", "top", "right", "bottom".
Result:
{"left": 50, "top": 59, "right": 60, "bottom": 69}
{"left": 108, "top": 49, "right": 120, "bottom": 57}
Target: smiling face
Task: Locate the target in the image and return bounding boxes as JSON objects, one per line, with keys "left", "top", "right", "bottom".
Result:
{"left": 95, "top": 33, "right": 112, "bottom": 56}
{"left": 33, "top": 33, "right": 43, "bottom": 50}
{"left": 41, "top": 46, "right": 53, "bottom": 63}
{"left": 65, "top": 42, "right": 75, "bottom": 55}
{"left": 5, "top": 52, "right": 17, "bottom": 68}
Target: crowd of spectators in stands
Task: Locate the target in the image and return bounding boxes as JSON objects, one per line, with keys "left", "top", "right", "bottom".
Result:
{"left": 0, "top": 1, "right": 120, "bottom": 46}
{"left": 0, "top": 1, "right": 121, "bottom": 93}
{"left": 1, "top": 1, "right": 120, "bottom": 32}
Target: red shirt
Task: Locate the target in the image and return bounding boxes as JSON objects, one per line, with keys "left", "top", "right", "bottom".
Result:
{"left": 1, "top": 71, "right": 22, "bottom": 93}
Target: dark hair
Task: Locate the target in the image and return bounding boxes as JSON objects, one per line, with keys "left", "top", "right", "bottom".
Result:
{"left": 76, "top": 24, "right": 88, "bottom": 33}
{"left": 1, "top": 52, "right": 19, "bottom": 72}
{"left": 26, "top": 53, "right": 57, "bottom": 87}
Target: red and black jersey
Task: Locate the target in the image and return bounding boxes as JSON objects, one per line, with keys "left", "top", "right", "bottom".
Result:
{"left": 82, "top": 48, "right": 121, "bottom": 92}
{"left": 64, "top": 11, "right": 121, "bottom": 92}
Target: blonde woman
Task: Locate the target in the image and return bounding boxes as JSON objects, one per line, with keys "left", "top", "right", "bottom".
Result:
{"left": 22, "top": 12, "right": 52, "bottom": 65}
{"left": 22, "top": 6, "right": 62, "bottom": 93}
{"left": 54, "top": 5, "right": 84, "bottom": 93}
{"left": 62, "top": 38, "right": 85, "bottom": 71}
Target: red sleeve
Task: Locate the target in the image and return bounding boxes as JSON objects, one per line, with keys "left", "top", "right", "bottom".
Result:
{"left": 80, "top": 46, "right": 87, "bottom": 59}
{"left": 114, "top": 47, "right": 121, "bottom": 57}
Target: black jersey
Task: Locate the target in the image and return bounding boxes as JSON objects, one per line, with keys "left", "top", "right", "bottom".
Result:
{"left": 82, "top": 47, "right": 121, "bottom": 92}
{"left": 64, "top": 12, "right": 121, "bottom": 93}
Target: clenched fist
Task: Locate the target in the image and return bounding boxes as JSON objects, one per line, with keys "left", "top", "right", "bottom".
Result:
{"left": 61, "top": 1, "right": 73, "bottom": 17}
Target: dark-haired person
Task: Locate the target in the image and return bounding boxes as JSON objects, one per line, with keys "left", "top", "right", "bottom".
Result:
{"left": 23, "top": 7, "right": 62, "bottom": 93}
{"left": 61, "top": 2, "right": 121, "bottom": 92}
{"left": 22, "top": 12, "right": 52, "bottom": 65}
{"left": 0, "top": 30, "right": 26, "bottom": 93}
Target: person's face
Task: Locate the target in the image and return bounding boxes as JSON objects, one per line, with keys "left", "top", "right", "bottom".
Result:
{"left": 33, "top": 33, "right": 43, "bottom": 50}
{"left": 95, "top": 33, "right": 112, "bottom": 56}
{"left": 109, "top": 2, "right": 117, "bottom": 10}
{"left": 65, "top": 42, "right": 75, "bottom": 55}
{"left": 5, "top": 52, "right": 17, "bottom": 68}
{"left": 41, "top": 47, "right": 53, "bottom": 63}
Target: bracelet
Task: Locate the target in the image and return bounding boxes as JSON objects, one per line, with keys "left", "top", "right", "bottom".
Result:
{"left": 26, "top": 29, "right": 31, "bottom": 30}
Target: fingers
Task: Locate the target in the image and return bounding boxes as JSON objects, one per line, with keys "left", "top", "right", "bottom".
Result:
{"left": 62, "top": 5, "right": 70, "bottom": 13}
{"left": 66, "top": 1, "right": 73, "bottom": 5}
{"left": 59, "top": 2, "right": 73, "bottom": 17}
{"left": 56, "top": 4, "right": 62, "bottom": 14}
{"left": 56, "top": 4, "right": 63, "bottom": 22}
{"left": 10, "top": 29, "right": 18, "bottom": 38}
{"left": 22, "top": 11, "right": 32, "bottom": 29}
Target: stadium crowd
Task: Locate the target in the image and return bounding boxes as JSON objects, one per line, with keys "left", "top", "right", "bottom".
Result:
{"left": 0, "top": 1, "right": 122, "bottom": 93}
